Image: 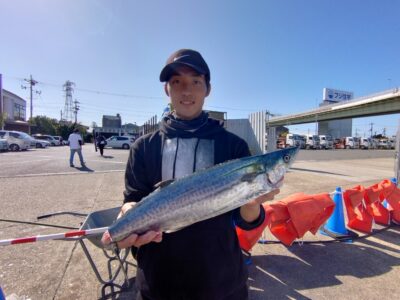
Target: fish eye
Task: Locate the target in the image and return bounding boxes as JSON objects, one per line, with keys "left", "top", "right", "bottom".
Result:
{"left": 283, "top": 154, "right": 290, "bottom": 163}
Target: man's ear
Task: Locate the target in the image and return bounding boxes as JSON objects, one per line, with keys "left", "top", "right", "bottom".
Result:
{"left": 164, "top": 84, "right": 169, "bottom": 97}
{"left": 206, "top": 83, "right": 211, "bottom": 97}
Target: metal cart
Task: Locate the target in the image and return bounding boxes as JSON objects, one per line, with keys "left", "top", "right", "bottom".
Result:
{"left": 38, "top": 207, "right": 136, "bottom": 294}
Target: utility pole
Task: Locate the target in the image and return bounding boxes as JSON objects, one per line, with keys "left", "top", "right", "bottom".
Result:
{"left": 369, "top": 122, "right": 374, "bottom": 138}
{"left": 73, "top": 99, "right": 80, "bottom": 123}
{"left": 21, "top": 75, "right": 41, "bottom": 134}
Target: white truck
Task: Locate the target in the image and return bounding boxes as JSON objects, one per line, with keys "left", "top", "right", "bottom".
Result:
{"left": 344, "top": 137, "right": 359, "bottom": 149}
{"left": 378, "top": 139, "right": 390, "bottom": 149}
{"left": 277, "top": 133, "right": 304, "bottom": 149}
{"left": 303, "top": 134, "right": 320, "bottom": 150}
{"left": 360, "top": 137, "right": 371, "bottom": 149}
{"left": 319, "top": 135, "right": 333, "bottom": 149}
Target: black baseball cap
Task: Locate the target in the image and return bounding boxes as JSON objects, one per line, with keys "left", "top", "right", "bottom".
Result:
{"left": 159, "top": 49, "right": 210, "bottom": 83}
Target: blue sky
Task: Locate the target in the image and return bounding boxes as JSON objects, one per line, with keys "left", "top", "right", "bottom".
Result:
{"left": 0, "top": 0, "right": 399, "bottom": 137}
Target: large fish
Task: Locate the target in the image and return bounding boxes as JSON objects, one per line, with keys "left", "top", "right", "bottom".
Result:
{"left": 108, "top": 147, "right": 299, "bottom": 242}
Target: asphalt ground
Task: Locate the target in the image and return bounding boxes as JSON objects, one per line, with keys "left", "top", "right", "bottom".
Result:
{"left": 0, "top": 145, "right": 398, "bottom": 300}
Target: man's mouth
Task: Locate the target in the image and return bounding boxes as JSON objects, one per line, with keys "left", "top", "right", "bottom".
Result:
{"left": 180, "top": 100, "right": 195, "bottom": 105}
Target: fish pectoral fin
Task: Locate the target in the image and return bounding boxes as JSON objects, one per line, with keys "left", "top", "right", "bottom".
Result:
{"left": 154, "top": 179, "right": 175, "bottom": 190}
{"left": 164, "top": 225, "right": 188, "bottom": 234}
{"left": 241, "top": 173, "right": 259, "bottom": 182}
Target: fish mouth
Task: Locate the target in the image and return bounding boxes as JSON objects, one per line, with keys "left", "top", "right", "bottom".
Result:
{"left": 266, "top": 164, "right": 286, "bottom": 188}
{"left": 267, "top": 174, "right": 284, "bottom": 188}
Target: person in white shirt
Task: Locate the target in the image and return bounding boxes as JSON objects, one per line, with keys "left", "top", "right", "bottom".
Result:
{"left": 68, "top": 128, "right": 85, "bottom": 167}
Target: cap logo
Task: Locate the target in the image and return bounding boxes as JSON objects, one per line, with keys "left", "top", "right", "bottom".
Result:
{"left": 173, "top": 55, "right": 190, "bottom": 62}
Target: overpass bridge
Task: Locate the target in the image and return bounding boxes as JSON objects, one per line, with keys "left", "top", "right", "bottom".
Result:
{"left": 268, "top": 87, "right": 400, "bottom": 127}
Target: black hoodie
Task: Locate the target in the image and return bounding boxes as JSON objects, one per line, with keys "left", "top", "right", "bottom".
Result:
{"left": 123, "top": 112, "right": 263, "bottom": 300}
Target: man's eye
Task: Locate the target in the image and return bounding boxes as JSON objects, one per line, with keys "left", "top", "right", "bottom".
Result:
{"left": 172, "top": 79, "right": 180, "bottom": 84}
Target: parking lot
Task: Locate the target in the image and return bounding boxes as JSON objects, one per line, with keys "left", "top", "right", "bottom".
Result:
{"left": 0, "top": 145, "right": 399, "bottom": 299}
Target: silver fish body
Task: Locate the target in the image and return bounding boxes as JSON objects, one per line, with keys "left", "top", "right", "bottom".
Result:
{"left": 108, "top": 147, "right": 299, "bottom": 242}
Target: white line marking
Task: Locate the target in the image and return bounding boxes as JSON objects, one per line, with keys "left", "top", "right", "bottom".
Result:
{"left": 0, "top": 169, "right": 124, "bottom": 179}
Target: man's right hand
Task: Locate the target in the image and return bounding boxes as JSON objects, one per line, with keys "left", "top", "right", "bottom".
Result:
{"left": 101, "top": 202, "right": 163, "bottom": 249}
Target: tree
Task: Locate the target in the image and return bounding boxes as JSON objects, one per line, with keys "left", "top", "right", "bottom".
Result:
{"left": 30, "top": 116, "right": 58, "bottom": 135}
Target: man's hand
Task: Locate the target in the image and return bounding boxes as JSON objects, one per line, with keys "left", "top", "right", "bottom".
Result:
{"left": 240, "top": 189, "right": 280, "bottom": 223}
{"left": 101, "top": 202, "right": 163, "bottom": 249}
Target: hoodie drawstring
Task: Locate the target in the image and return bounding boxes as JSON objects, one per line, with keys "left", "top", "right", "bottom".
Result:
{"left": 192, "top": 138, "right": 200, "bottom": 173}
{"left": 172, "top": 137, "right": 180, "bottom": 179}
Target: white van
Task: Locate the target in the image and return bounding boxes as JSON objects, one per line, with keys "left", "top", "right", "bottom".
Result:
{"left": 0, "top": 130, "right": 32, "bottom": 151}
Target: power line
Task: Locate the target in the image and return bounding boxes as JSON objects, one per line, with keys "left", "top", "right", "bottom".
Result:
{"left": 5, "top": 75, "right": 262, "bottom": 112}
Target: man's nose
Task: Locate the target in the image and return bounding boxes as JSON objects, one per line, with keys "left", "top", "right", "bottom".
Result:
{"left": 180, "top": 81, "right": 191, "bottom": 95}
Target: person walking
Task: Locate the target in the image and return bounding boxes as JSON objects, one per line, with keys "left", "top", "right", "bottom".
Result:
{"left": 68, "top": 128, "right": 85, "bottom": 167}
{"left": 96, "top": 134, "right": 107, "bottom": 156}
{"left": 102, "top": 49, "right": 279, "bottom": 300}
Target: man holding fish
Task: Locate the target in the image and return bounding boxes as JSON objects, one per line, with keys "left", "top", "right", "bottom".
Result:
{"left": 102, "top": 49, "right": 296, "bottom": 300}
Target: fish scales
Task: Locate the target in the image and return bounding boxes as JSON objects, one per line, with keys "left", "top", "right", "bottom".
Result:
{"left": 108, "top": 147, "right": 299, "bottom": 242}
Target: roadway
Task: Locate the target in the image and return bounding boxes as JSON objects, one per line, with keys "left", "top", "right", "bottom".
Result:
{"left": 0, "top": 145, "right": 398, "bottom": 299}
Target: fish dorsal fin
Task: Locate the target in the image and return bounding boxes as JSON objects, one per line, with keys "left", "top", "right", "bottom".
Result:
{"left": 154, "top": 179, "right": 175, "bottom": 190}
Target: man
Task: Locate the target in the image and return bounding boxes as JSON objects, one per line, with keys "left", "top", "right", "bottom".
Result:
{"left": 102, "top": 49, "right": 279, "bottom": 299}
{"left": 96, "top": 133, "right": 107, "bottom": 156}
{"left": 68, "top": 128, "right": 85, "bottom": 167}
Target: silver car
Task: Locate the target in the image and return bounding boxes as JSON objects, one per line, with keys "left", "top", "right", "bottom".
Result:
{"left": 30, "top": 138, "right": 50, "bottom": 148}
{"left": 106, "top": 136, "right": 135, "bottom": 149}
{"left": 0, "top": 130, "right": 31, "bottom": 151}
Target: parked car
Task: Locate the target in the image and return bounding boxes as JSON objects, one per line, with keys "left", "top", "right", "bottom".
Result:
{"left": 31, "top": 138, "right": 50, "bottom": 148}
{"left": 32, "top": 134, "right": 61, "bottom": 146}
{"left": 0, "top": 130, "right": 31, "bottom": 151}
{"left": 106, "top": 136, "right": 135, "bottom": 149}
{"left": 0, "top": 138, "right": 8, "bottom": 151}
{"left": 53, "top": 136, "right": 64, "bottom": 145}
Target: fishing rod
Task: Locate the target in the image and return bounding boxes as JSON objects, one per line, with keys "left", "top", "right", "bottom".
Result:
{"left": 0, "top": 227, "right": 108, "bottom": 246}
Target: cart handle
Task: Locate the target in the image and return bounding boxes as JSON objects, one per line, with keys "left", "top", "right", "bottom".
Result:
{"left": 37, "top": 211, "right": 88, "bottom": 219}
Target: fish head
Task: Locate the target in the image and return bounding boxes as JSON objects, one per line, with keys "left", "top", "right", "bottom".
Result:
{"left": 250, "top": 146, "right": 299, "bottom": 188}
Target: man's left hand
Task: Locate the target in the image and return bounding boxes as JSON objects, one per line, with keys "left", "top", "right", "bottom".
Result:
{"left": 240, "top": 189, "right": 280, "bottom": 223}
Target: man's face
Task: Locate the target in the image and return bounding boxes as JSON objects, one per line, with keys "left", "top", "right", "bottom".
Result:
{"left": 165, "top": 65, "right": 210, "bottom": 120}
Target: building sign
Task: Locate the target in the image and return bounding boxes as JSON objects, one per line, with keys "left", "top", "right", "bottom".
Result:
{"left": 323, "top": 88, "right": 353, "bottom": 102}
